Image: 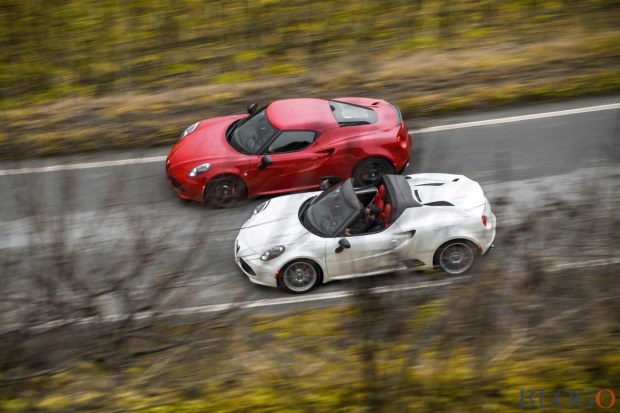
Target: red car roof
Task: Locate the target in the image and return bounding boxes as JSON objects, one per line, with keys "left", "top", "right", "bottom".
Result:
{"left": 266, "top": 98, "right": 338, "bottom": 132}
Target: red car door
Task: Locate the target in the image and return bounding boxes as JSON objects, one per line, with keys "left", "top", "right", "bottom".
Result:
{"left": 314, "top": 126, "right": 374, "bottom": 178}
{"left": 247, "top": 130, "right": 334, "bottom": 196}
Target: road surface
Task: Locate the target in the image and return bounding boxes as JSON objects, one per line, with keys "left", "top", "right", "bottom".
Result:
{"left": 1, "top": 95, "right": 618, "bottom": 317}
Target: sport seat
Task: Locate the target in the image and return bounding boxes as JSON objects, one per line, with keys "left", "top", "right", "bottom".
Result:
{"left": 383, "top": 203, "right": 392, "bottom": 227}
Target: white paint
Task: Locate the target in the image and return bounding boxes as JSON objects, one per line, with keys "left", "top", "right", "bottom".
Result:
{"left": 0, "top": 156, "right": 167, "bottom": 176}
{"left": 0, "top": 102, "right": 617, "bottom": 177}
{"left": 166, "top": 277, "right": 469, "bottom": 317}
{"left": 410, "top": 102, "right": 620, "bottom": 134}
{"left": 2, "top": 277, "right": 470, "bottom": 334}
{"left": 2, "top": 256, "right": 619, "bottom": 335}
{"left": 547, "top": 257, "right": 620, "bottom": 271}
{"left": 148, "top": 257, "right": 620, "bottom": 316}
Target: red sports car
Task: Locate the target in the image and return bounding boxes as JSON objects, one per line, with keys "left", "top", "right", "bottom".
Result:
{"left": 165, "top": 97, "right": 411, "bottom": 207}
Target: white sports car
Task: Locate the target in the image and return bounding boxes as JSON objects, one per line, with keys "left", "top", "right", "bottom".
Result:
{"left": 234, "top": 174, "right": 496, "bottom": 293}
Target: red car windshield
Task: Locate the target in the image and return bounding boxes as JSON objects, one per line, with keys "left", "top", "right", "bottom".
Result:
{"left": 229, "top": 108, "right": 279, "bottom": 154}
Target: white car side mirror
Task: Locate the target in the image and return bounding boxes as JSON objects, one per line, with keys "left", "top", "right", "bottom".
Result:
{"left": 335, "top": 238, "right": 351, "bottom": 253}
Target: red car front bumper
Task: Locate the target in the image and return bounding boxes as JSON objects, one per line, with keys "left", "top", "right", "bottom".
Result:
{"left": 165, "top": 159, "right": 206, "bottom": 202}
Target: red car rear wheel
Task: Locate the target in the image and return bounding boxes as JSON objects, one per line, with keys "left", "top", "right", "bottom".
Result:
{"left": 352, "top": 157, "right": 394, "bottom": 187}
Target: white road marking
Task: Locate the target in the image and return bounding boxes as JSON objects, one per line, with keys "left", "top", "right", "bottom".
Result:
{"left": 410, "top": 102, "right": 620, "bottom": 134}
{"left": 3, "top": 277, "right": 470, "bottom": 334}
{"left": 0, "top": 156, "right": 167, "bottom": 176}
{"left": 165, "top": 276, "right": 469, "bottom": 317}
{"left": 547, "top": 256, "right": 620, "bottom": 271}
{"left": 0, "top": 102, "right": 618, "bottom": 177}
{"left": 3, "top": 256, "right": 619, "bottom": 335}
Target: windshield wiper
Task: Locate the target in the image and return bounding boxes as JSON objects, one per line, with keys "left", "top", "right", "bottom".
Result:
{"left": 298, "top": 196, "right": 316, "bottom": 221}
{"left": 225, "top": 119, "right": 243, "bottom": 140}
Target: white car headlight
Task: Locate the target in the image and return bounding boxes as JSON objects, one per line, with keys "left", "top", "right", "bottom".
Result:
{"left": 252, "top": 200, "right": 270, "bottom": 216}
{"left": 188, "top": 162, "right": 211, "bottom": 177}
{"left": 261, "top": 246, "right": 285, "bottom": 261}
{"left": 180, "top": 122, "right": 200, "bottom": 139}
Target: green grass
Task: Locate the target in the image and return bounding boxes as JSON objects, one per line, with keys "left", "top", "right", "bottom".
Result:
{"left": 0, "top": 0, "right": 619, "bottom": 160}
{"left": 1, "top": 298, "right": 618, "bottom": 412}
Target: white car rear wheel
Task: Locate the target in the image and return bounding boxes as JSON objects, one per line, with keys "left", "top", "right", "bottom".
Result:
{"left": 438, "top": 241, "right": 476, "bottom": 275}
{"left": 280, "top": 260, "right": 320, "bottom": 294}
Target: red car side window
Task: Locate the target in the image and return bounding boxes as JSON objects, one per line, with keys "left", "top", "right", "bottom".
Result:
{"left": 268, "top": 131, "right": 316, "bottom": 154}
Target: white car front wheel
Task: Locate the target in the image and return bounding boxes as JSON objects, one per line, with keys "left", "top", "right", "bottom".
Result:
{"left": 279, "top": 260, "right": 320, "bottom": 294}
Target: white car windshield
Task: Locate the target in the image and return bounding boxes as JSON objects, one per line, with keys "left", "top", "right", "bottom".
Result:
{"left": 302, "top": 181, "right": 361, "bottom": 237}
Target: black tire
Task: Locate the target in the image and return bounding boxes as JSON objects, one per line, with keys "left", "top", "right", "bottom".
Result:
{"left": 205, "top": 176, "right": 247, "bottom": 208}
{"left": 278, "top": 259, "right": 321, "bottom": 294}
{"left": 352, "top": 157, "right": 394, "bottom": 187}
{"left": 435, "top": 240, "right": 477, "bottom": 275}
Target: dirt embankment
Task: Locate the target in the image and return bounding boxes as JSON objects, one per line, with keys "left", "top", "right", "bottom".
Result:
{"left": 3, "top": 47, "right": 619, "bottom": 162}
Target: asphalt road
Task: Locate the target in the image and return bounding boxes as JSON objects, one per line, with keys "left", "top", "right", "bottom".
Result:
{"left": 1, "top": 95, "right": 619, "bottom": 315}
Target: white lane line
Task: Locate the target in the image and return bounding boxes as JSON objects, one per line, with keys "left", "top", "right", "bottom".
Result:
{"left": 2, "top": 277, "right": 469, "bottom": 335}
{"left": 128, "top": 257, "right": 620, "bottom": 318}
{"left": 3, "top": 256, "right": 620, "bottom": 335}
{"left": 0, "top": 155, "right": 167, "bottom": 176}
{"left": 547, "top": 256, "right": 620, "bottom": 271}
{"left": 0, "top": 102, "right": 618, "bottom": 177}
{"left": 166, "top": 276, "right": 469, "bottom": 317}
{"left": 410, "top": 102, "right": 620, "bottom": 134}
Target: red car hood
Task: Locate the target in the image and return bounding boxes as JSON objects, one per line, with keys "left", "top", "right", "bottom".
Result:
{"left": 167, "top": 115, "right": 244, "bottom": 167}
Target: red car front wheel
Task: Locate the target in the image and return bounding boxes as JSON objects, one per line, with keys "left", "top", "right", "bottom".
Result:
{"left": 205, "top": 176, "right": 247, "bottom": 208}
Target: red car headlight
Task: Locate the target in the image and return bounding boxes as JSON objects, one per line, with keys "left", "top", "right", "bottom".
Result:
{"left": 188, "top": 162, "right": 211, "bottom": 177}
{"left": 180, "top": 122, "right": 200, "bottom": 140}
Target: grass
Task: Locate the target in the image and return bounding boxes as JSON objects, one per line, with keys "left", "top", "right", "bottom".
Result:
{"left": 1, "top": 295, "right": 618, "bottom": 412}
{"left": 0, "top": 1, "right": 619, "bottom": 160}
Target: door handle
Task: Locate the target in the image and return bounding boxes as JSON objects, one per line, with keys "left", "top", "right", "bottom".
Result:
{"left": 313, "top": 148, "right": 335, "bottom": 162}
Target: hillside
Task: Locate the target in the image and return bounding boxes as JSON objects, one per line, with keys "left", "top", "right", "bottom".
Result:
{"left": 1, "top": 0, "right": 619, "bottom": 159}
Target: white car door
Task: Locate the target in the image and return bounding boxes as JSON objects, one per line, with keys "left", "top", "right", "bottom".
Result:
{"left": 323, "top": 224, "right": 409, "bottom": 281}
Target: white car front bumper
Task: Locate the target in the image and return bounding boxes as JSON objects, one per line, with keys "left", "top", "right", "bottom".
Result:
{"left": 234, "top": 235, "right": 279, "bottom": 288}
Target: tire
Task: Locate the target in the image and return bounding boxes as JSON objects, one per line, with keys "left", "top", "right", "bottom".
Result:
{"left": 352, "top": 157, "right": 394, "bottom": 187}
{"left": 435, "top": 240, "right": 477, "bottom": 275}
{"left": 205, "top": 176, "right": 247, "bottom": 208}
{"left": 278, "top": 259, "right": 321, "bottom": 294}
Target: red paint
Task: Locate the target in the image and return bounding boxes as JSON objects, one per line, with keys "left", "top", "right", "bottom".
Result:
{"left": 166, "top": 98, "right": 411, "bottom": 203}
